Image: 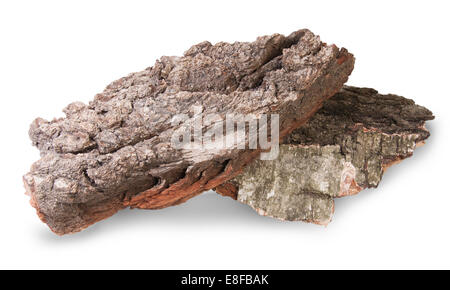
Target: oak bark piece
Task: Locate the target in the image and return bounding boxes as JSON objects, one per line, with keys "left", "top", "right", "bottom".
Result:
{"left": 215, "top": 86, "right": 434, "bottom": 224}
{"left": 24, "top": 29, "right": 354, "bottom": 235}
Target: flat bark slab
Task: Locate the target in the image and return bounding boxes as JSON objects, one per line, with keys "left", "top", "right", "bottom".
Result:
{"left": 23, "top": 29, "right": 354, "bottom": 235}
{"left": 215, "top": 86, "right": 434, "bottom": 224}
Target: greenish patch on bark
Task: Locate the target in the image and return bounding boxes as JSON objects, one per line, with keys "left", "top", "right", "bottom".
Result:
{"left": 229, "top": 86, "right": 434, "bottom": 224}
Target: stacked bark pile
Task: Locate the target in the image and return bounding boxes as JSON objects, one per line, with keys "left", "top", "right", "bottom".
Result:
{"left": 23, "top": 29, "right": 433, "bottom": 235}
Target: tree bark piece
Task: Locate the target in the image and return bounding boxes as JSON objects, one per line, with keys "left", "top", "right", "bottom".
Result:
{"left": 24, "top": 29, "right": 354, "bottom": 235}
{"left": 215, "top": 86, "right": 434, "bottom": 225}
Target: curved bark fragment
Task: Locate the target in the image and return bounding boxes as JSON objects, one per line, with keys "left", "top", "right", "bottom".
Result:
{"left": 24, "top": 29, "right": 354, "bottom": 235}
{"left": 215, "top": 86, "right": 434, "bottom": 225}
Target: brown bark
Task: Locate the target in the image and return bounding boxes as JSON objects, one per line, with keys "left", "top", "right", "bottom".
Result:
{"left": 24, "top": 29, "right": 354, "bottom": 235}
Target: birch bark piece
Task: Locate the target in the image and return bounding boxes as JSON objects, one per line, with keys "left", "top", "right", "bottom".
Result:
{"left": 215, "top": 86, "right": 434, "bottom": 225}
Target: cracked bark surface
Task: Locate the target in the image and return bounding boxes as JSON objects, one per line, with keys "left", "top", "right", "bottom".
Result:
{"left": 215, "top": 86, "right": 434, "bottom": 224}
{"left": 23, "top": 29, "right": 354, "bottom": 235}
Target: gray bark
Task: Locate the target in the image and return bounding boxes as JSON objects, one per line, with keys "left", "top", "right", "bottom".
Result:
{"left": 215, "top": 86, "right": 434, "bottom": 225}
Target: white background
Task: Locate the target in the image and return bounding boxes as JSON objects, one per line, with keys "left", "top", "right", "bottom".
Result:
{"left": 0, "top": 0, "right": 449, "bottom": 269}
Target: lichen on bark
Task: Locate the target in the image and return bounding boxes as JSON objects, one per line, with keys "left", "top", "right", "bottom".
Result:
{"left": 216, "top": 86, "right": 434, "bottom": 225}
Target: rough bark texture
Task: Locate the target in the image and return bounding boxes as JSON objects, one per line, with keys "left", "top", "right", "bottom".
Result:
{"left": 23, "top": 29, "right": 354, "bottom": 235}
{"left": 215, "top": 86, "right": 434, "bottom": 224}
